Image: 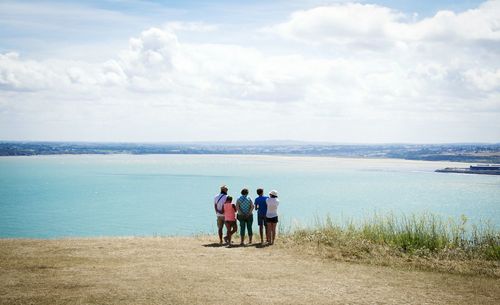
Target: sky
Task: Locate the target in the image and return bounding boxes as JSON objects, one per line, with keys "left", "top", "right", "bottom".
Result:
{"left": 0, "top": 0, "right": 499, "bottom": 143}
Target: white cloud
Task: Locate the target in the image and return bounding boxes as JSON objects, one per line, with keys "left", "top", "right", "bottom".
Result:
{"left": 268, "top": 3, "right": 402, "bottom": 46}
{"left": 269, "top": 0, "right": 500, "bottom": 45}
{"left": 0, "top": 2, "right": 500, "bottom": 142}
{"left": 463, "top": 68, "right": 500, "bottom": 91}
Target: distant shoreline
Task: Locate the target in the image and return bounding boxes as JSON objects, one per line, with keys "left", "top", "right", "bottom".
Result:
{"left": 0, "top": 152, "right": 476, "bottom": 167}
{"left": 1, "top": 142, "right": 499, "bottom": 163}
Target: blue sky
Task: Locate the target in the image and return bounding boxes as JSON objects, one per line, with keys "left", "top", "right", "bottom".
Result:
{"left": 0, "top": 0, "right": 499, "bottom": 142}
{"left": 0, "top": 0, "right": 487, "bottom": 57}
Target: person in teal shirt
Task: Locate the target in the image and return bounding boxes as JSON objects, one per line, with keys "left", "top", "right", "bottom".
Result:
{"left": 236, "top": 188, "right": 254, "bottom": 245}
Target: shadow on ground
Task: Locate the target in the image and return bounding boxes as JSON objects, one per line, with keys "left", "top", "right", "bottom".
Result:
{"left": 202, "top": 243, "right": 269, "bottom": 248}
{"left": 202, "top": 243, "right": 224, "bottom": 247}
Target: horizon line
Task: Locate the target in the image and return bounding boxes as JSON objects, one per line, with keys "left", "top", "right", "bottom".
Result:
{"left": 1, "top": 140, "right": 499, "bottom": 146}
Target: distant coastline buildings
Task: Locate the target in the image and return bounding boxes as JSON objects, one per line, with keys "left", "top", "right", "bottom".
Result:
{"left": 1, "top": 142, "right": 499, "bottom": 165}
{"left": 436, "top": 164, "right": 500, "bottom": 175}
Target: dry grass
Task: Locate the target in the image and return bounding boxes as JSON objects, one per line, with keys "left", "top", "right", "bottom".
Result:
{"left": 281, "top": 234, "right": 500, "bottom": 277}
{"left": 1, "top": 236, "right": 499, "bottom": 305}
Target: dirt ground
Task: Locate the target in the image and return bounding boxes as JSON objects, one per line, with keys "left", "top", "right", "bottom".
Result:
{"left": 1, "top": 236, "right": 499, "bottom": 305}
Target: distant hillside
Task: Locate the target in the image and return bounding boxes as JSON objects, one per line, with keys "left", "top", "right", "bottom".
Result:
{"left": 1, "top": 141, "right": 499, "bottom": 163}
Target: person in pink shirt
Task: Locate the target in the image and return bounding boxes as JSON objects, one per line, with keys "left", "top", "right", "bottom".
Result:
{"left": 223, "top": 196, "right": 237, "bottom": 246}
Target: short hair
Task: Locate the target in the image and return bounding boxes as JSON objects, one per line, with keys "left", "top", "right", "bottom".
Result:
{"left": 256, "top": 188, "right": 264, "bottom": 195}
{"left": 226, "top": 196, "right": 233, "bottom": 202}
{"left": 220, "top": 185, "right": 228, "bottom": 191}
{"left": 241, "top": 188, "right": 249, "bottom": 195}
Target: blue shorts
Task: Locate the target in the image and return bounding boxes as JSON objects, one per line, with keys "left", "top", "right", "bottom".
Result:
{"left": 257, "top": 214, "right": 267, "bottom": 226}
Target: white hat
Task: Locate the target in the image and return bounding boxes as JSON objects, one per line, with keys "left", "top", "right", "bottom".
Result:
{"left": 269, "top": 190, "right": 278, "bottom": 197}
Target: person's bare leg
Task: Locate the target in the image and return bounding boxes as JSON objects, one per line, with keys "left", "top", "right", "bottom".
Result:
{"left": 268, "top": 223, "right": 276, "bottom": 245}
{"left": 271, "top": 223, "right": 277, "bottom": 245}
{"left": 268, "top": 223, "right": 273, "bottom": 245}
{"left": 232, "top": 223, "right": 238, "bottom": 246}
{"left": 264, "top": 222, "right": 270, "bottom": 243}
{"left": 218, "top": 223, "right": 223, "bottom": 244}
{"left": 266, "top": 223, "right": 271, "bottom": 244}
{"left": 232, "top": 223, "right": 238, "bottom": 236}
{"left": 225, "top": 223, "right": 232, "bottom": 245}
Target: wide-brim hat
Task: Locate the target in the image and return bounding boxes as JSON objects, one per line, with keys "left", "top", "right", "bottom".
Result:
{"left": 269, "top": 190, "right": 278, "bottom": 197}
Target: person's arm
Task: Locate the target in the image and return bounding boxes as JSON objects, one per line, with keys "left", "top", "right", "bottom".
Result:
{"left": 232, "top": 204, "right": 237, "bottom": 215}
{"left": 235, "top": 200, "right": 240, "bottom": 213}
{"left": 249, "top": 199, "right": 254, "bottom": 215}
{"left": 214, "top": 203, "right": 218, "bottom": 214}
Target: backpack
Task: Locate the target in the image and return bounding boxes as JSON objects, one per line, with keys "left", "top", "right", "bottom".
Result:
{"left": 215, "top": 194, "right": 225, "bottom": 214}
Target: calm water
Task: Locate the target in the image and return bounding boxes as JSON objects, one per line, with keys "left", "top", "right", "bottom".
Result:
{"left": 0, "top": 154, "right": 499, "bottom": 238}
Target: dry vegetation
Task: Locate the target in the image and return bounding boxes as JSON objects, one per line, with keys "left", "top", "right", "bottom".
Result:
{"left": 281, "top": 213, "right": 500, "bottom": 277}
{"left": 1, "top": 236, "right": 499, "bottom": 305}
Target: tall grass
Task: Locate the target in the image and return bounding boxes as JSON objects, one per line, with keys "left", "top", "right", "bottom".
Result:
{"left": 287, "top": 213, "right": 500, "bottom": 261}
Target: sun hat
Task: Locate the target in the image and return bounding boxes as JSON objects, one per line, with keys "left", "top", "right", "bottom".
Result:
{"left": 269, "top": 190, "right": 278, "bottom": 197}
{"left": 220, "top": 185, "right": 228, "bottom": 191}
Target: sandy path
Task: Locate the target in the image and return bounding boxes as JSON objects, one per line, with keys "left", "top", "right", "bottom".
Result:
{"left": 1, "top": 237, "right": 499, "bottom": 305}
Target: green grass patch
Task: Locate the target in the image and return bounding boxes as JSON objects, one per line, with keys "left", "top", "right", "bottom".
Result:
{"left": 281, "top": 213, "right": 500, "bottom": 276}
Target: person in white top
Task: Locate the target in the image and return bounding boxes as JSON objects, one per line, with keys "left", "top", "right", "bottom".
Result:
{"left": 265, "top": 190, "right": 279, "bottom": 245}
{"left": 214, "top": 185, "right": 228, "bottom": 244}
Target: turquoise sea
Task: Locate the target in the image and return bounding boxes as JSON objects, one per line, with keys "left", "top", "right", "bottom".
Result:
{"left": 0, "top": 154, "right": 499, "bottom": 238}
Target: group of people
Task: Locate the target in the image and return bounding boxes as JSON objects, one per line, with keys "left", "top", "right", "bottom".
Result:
{"left": 214, "top": 185, "right": 279, "bottom": 246}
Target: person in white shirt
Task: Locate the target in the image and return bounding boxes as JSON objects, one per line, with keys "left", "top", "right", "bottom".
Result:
{"left": 214, "top": 185, "right": 228, "bottom": 244}
{"left": 265, "top": 190, "right": 279, "bottom": 245}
